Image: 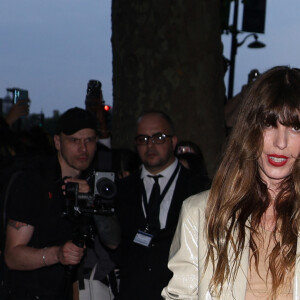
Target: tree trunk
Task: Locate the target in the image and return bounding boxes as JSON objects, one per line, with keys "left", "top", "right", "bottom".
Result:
{"left": 111, "top": 0, "right": 225, "bottom": 177}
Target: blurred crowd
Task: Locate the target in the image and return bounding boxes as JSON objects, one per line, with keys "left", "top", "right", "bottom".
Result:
{"left": 0, "top": 80, "right": 210, "bottom": 300}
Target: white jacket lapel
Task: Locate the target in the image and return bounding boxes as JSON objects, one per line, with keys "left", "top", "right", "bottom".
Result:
{"left": 293, "top": 235, "right": 300, "bottom": 300}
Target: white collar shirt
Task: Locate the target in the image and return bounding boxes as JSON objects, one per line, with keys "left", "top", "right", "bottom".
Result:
{"left": 140, "top": 159, "right": 180, "bottom": 229}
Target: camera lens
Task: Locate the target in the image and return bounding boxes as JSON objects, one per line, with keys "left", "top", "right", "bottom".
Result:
{"left": 95, "top": 178, "right": 117, "bottom": 199}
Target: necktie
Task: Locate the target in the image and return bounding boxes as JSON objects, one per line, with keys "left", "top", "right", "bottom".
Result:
{"left": 147, "top": 175, "right": 162, "bottom": 230}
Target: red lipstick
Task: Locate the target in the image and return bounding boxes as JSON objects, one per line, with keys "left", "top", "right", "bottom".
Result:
{"left": 267, "top": 154, "right": 288, "bottom": 167}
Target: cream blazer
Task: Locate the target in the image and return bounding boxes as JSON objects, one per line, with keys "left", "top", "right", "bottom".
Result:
{"left": 162, "top": 190, "right": 300, "bottom": 300}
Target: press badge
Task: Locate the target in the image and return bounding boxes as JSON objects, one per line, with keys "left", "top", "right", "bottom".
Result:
{"left": 133, "top": 230, "right": 153, "bottom": 247}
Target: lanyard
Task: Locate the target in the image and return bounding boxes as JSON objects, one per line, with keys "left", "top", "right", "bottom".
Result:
{"left": 141, "top": 163, "right": 180, "bottom": 220}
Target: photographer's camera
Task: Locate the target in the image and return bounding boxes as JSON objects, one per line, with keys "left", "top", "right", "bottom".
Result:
{"left": 64, "top": 171, "right": 116, "bottom": 217}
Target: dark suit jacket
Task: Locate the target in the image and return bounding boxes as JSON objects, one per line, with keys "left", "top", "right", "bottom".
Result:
{"left": 115, "top": 165, "right": 210, "bottom": 300}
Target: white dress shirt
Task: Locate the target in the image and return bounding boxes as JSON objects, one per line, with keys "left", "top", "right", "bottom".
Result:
{"left": 140, "top": 159, "right": 180, "bottom": 229}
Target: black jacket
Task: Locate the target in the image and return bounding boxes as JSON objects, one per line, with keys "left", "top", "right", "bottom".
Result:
{"left": 115, "top": 165, "right": 210, "bottom": 300}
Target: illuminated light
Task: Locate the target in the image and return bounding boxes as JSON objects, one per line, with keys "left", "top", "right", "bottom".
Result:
{"left": 104, "top": 105, "right": 111, "bottom": 111}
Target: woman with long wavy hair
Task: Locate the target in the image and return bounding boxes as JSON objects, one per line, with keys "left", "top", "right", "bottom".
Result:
{"left": 162, "top": 66, "right": 300, "bottom": 300}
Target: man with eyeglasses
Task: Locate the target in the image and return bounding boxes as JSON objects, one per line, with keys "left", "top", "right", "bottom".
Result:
{"left": 115, "top": 111, "right": 210, "bottom": 300}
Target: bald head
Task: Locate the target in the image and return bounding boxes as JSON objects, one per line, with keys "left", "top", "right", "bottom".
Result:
{"left": 136, "top": 111, "right": 175, "bottom": 135}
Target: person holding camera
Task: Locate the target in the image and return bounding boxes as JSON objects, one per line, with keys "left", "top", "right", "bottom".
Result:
{"left": 85, "top": 79, "right": 111, "bottom": 148}
{"left": 4, "top": 107, "right": 98, "bottom": 300}
{"left": 225, "top": 68, "right": 260, "bottom": 133}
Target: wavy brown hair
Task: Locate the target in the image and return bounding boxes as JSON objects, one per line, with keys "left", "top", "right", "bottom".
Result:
{"left": 205, "top": 66, "right": 300, "bottom": 298}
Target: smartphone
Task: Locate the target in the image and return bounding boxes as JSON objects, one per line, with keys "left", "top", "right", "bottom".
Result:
{"left": 13, "top": 89, "right": 29, "bottom": 104}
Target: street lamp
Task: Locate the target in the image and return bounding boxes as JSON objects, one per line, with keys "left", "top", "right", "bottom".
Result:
{"left": 227, "top": 0, "right": 266, "bottom": 101}
{"left": 238, "top": 33, "right": 265, "bottom": 48}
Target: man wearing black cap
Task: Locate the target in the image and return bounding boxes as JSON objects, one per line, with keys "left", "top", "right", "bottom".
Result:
{"left": 4, "top": 107, "right": 98, "bottom": 300}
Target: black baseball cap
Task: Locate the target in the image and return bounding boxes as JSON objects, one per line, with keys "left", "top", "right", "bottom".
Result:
{"left": 55, "top": 107, "right": 97, "bottom": 135}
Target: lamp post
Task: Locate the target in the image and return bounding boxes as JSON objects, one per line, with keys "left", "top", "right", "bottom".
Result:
{"left": 227, "top": 0, "right": 265, "bottom": 100}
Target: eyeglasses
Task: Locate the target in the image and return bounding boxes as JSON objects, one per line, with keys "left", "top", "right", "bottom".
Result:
{"left": 135, "top": 132, "right": 173, "bottom": 145}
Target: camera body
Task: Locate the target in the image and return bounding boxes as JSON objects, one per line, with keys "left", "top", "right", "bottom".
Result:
{"left": 248, "top": 69, "right": 260, "bottom": 84}
{"left": 86, "top": 80, "right": 102, "bottom": 100}
{"left": 64, "top": 171, "right": 116, "bottom": 217}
